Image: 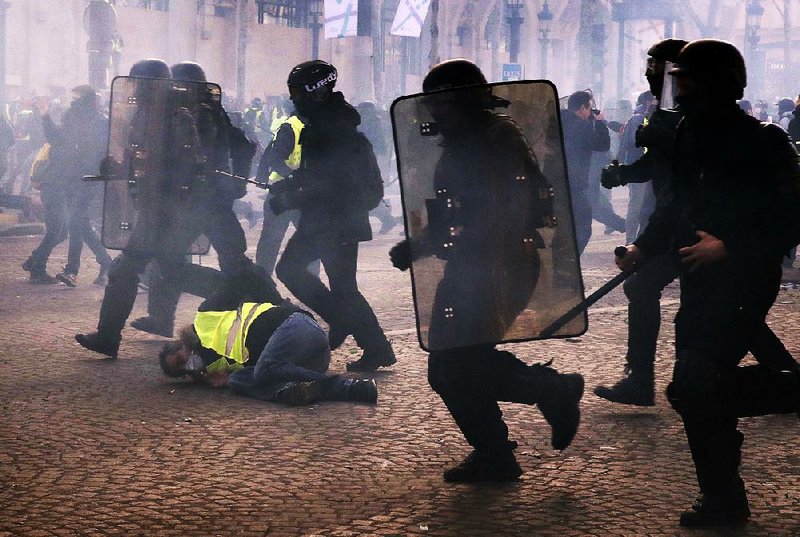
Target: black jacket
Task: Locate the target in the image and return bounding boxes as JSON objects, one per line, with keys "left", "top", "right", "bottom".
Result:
{"left": 288, "top": 92, "right": 373, "bottom": 243}
{"left": 636, "top": 105, "right": 800, "bottom": 265}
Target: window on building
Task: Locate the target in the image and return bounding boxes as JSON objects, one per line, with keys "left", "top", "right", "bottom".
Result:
{"left": 212, "top": 0, "right": 235, "bottom": 17}
{"left": 256, "top": 0, "right": 311, "bottom": 28}
{"left": 112, "top": 0, "right": 169, "bottom": 11}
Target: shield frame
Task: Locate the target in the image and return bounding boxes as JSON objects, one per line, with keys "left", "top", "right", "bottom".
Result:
{"left": 391, "top": 79, "right": 588, "bottom": 352}
{"left": 100, "top": 76, "right": 225, "bottom": 255}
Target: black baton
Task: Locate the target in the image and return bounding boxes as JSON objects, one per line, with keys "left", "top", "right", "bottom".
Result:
{"left": 540, "top": 246, "right": 642, "bottom": 338}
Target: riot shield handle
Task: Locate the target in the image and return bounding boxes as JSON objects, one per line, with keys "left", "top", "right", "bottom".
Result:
{"left": 540, "top": 246, "right": 641, "bottom": 338}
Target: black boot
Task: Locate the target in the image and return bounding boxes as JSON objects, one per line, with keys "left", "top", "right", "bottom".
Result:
{"left": 346, "top": 379, "right": 378, "bottom": 404}
{"left": 130, "top": 316, "right": 174, "bottom": 338}
{"left": 346, "top": 344, "right": 396, "bottom": 372}
{"left": 75, "top": 331, "right": 120, "bottom": 359}
{"left": 531, "top": 364, "right": 584, "bottom": 450}
{"left": 443, "top": 442, "right": 521, "bottom": 483}
{"left": 679, "top": 486, "right": 750, "bottom": 527}
{"left": 593, "top": 367, "right": 655, "bottom": 406}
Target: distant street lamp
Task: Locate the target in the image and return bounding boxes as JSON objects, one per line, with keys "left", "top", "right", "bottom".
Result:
{"left": 537, "top": 0, "right": 553, "bottom": 78}
{"left": 744, "top": 0, "right": 764, "bottom": 97}
{"left": 506, "top": 0, "right": 524, "bottom": 64}
{"left": 83, "top": 0, "right": 118, "bottom": 90}
{"left": 310, "top": 0, "right": 323, "bottom": 60}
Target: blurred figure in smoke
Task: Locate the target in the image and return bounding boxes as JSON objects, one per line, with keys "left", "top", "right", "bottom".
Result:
{"left": 20, "top": 86, "right": 112, "bottom": 286}
{"left": 127, "top": 60, "right": 276, "bottom": 340}
{"left": 357, "top": 100, "right": 398, "bottom": 234}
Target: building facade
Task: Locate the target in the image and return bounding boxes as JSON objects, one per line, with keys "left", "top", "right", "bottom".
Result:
{"left": 4, "top": 1, "right": 800, "bottom": 109}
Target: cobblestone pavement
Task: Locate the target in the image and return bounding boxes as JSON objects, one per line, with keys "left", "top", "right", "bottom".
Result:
{"left": 2, "top": 220, "right": 800, "bottom": 537}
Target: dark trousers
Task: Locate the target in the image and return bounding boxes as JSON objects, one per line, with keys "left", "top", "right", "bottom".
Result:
{"left": 64, "top": 190, "right": 111, "bottom": 275}
{"left": 146, "top": 201, "right": 263, "bottom": 323}
{"left": 624, "top": 254, "right": 798, "bottom": 377}
{"left": 668, "top": 261, "right": 800, "bottom": 496}
{"left": 26, "top": 185, "right": 68, "bottom": 273}
{"left": 275, "top": 228, "right": 388, "bottom": 352}
{"left": 428, "top": 347, "right": 554, "bottom": 454}
{"left": 256, "top": 193, "right": 319, "bottom": 277}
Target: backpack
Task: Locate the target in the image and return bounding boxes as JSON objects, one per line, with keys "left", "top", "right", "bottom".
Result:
{"left": 29, "top": 143, "right": 53, "bottom": 189}
{"left": 349, "top": 132, "right": 384, "bottom": 210}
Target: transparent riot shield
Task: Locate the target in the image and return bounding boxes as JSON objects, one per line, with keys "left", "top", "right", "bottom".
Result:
{"left": 101, "top": 76, "right": 223, "bottom": 254}
{"left": 391, "top": 81, "right": 586, "bottom": 352}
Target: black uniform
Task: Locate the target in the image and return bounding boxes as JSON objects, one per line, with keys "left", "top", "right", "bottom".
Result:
{"left": 274, "top": 92, "right": 392, "bottom": 361}
{"left": 601, "top": 107, "right": 798, "bottom": 393}
{"left": 642, "top": 104, "right": 800, "bottom": 509}
{"left": 79, "top": 101, "right": 278, "bottom": 355}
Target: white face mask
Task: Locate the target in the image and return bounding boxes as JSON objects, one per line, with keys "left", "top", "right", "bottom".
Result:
{"left": 185, "top": 354, "right": 205, "bottom": 374}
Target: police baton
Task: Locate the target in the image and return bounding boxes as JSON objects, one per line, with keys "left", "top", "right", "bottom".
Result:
{"left": 214, "top": 170, "right": 269, "bottom": 190}
{"left": 540, "top": 246, "right": 643, "bottom": 338}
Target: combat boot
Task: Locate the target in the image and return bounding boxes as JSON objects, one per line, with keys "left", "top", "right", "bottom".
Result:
{"left": 75, "top": 331, "right": 120, "bottom": 359}
{"left": 593, "top": 368, "right": 655, "bottom": 406}
{"left": 679, "top": 488, "right": 750, "bottom": 527}
{"left": 346, "top": 344, "right": 396, "bottom": 372}
{"left": 346, "top": 379, "right": 378, "bottom": 404}
{"left": 531, "top": 364, "right": 584, "bottom": 450}
{"left": 443, "top": 443, "right": 522, "bottom": 483}
{"left": 131, "top": 316, "right": 174, "bottom": 338}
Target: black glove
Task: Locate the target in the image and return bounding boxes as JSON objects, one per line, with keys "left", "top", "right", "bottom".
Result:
{"left": 268, "top": 192, "right": 295, "bottom": 215}
{"left": 389, "top": 240, "right": 412, "bottom": 271}
{"left": 601, "top": 163, "right": 626, "bottom": 189}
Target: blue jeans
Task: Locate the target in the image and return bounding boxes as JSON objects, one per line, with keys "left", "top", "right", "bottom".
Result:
{"left": 228, "top": 312, "right": 343, "bottom": 401}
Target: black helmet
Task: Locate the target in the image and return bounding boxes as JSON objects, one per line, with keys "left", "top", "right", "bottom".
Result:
{"left": 287, "top": 60, "right": 338, "bottom": 97}
{"left": 647, "top": 38, "right": 688, "bottom": 63}
{"left": 669, "top": 39, "right": 746, "bottom": 99}
{"left": 423, "top": 59, "right": 488, "bottom": 92}
{"left": 171, "top": 61, "right": 206, "bottom": 82}
{"left": 129, "top": 58, "right": 171, "bottom": 79}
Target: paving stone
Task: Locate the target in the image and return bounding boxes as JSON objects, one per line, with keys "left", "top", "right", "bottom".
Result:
{"left": 1, "top": 225, "right": 799, "bottom": 535}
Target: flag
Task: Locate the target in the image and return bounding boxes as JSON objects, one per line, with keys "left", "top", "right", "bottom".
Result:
{"left": 324, "top": 0, "right": 358, "bottom": 39}
{"left": 390, "top": 0, "right": 432, "bottom": 37}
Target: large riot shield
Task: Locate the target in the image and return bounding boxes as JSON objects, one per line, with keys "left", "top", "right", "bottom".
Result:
{"left": 391, "top": 81, "right": 586, "bottom": 352}
{"left": 101, "top": 76, "right": 223, "bottom": 254}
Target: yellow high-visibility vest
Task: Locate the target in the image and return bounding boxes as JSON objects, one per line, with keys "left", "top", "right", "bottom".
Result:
{"left": 268, "top": 115, "right": 304, "bottom": 185}
{"left": 193, "top": 302, "right": 275, "bottom": 373}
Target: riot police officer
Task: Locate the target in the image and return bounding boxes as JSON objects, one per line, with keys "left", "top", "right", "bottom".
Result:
{"left": 597, "top": 39, "right": 799, "bottom": 406}
{"left": 271, "top": 60, "right": 395, "bottom": 372}
{"left": 128, "top": 61, "right": 277, "bottom": 339}
{"left": 390, "top": 59, "right": 584, "bottom": 482}
{"left": 75, "top": 59, "right": 277, "bottom": 358}
{"left": 616, "top": 39, "right": 800, "bottom": 527}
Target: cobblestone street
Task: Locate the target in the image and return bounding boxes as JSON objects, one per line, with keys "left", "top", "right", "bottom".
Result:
{"left": 2, "top": 221, "right": 800, "bottom": 536}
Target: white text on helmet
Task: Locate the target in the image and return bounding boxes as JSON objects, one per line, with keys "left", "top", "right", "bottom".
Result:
{"left": 305, "top": 72, "right": 337, "bottom": 93}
